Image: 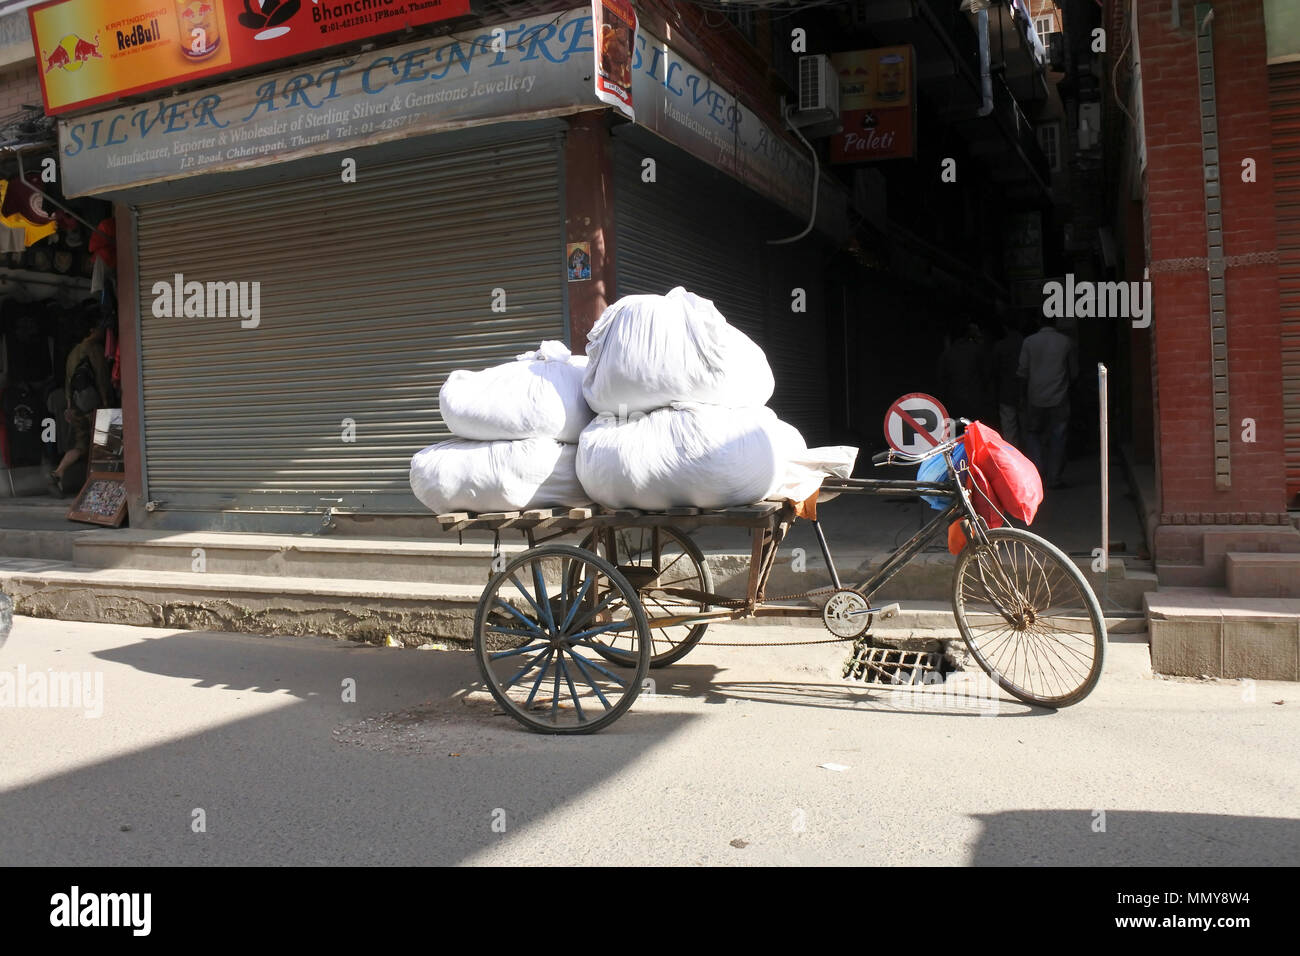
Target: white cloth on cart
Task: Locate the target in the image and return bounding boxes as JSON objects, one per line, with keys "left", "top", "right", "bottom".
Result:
{"left": 438, "top": 340, "right": 593, "bottom": 443}
{"left": 773, "top": 446, "right": 860, "bottom": 502}
{"left": 582, "top": 287, "right": 775, "bottom": 414}
{"left": 409, "top": 437, "right": 590, "bottom": 513}
{"left": 576, "top": 403, "right": 807, "bottom": 510}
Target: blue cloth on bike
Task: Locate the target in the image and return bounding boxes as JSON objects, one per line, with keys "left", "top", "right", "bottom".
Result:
{"left": 917, "top": 444, "right": 966, "bottom": 510}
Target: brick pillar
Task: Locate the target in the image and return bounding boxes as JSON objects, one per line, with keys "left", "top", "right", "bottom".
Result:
{"left": 564, "top": 110, "right": 617, "bottom": 352}
{"left": 1138, "top": 0, "right": 1296, "bottom": 585}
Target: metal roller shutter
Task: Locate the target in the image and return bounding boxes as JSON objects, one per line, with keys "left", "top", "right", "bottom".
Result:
{"left": 612, "top": 136, "right": 765, "bottom": 340}
{"left": 134, "top": 132, "right": 565, "bottom": 514}
{"left": 612, "top": 134, "right": 828, "bottom": 441}
{"left": 1270, "top": 63, "right": 1300, "bottom": 503}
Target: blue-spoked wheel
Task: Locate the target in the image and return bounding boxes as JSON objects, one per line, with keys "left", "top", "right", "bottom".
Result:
{"left": 473, "top": 544, "right": 652, "bottom": 734}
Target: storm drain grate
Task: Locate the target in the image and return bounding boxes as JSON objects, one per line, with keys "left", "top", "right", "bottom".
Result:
{"left": 843, "top": 644, "right": 945, "bottom": 686}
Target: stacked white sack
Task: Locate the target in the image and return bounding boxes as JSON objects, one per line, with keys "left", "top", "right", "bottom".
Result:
{"left": 577, "top": 403, "right": 807, "bottom": 510}
{"left": 576, "top": 289, "right": 858, "bottom": 509}
{"left": 582, "top": 286, "right": 775, "bottom": 413}
{"left": 410, "top": 341, "right": 593, "bottom": 512}
{"left": 439, "top": 340, "right": 594, "bottom": 443}
{"left": 410, "top": 438, "right": 588, "bottom": 513}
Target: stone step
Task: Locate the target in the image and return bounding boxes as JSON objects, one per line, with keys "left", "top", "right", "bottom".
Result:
{"left": 0, "top": 557, "right": 487, "bottom": 646}
{"left": 0, "top": 555, "right": 1146, "bottom": 658}
{"left": 71, "top": 530, "right": 538, "bottom": 585}
{"left": 1145, "top": 587, "right": 1300, "bottom": 680}
{"left": 0, "top": 527, "right": 86, "bottom": 562}
{"left": 1225, "top": 552, "right": 1300, "bottom": 598}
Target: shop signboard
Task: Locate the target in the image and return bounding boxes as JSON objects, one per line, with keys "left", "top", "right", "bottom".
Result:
{"left": 30, "top": 0, "right": 471, "bottom": 115}
{"left": 592, "top": 0, "right": 634, "bottom": 120}
{"left": 828, "top": 47, "right": 915, "bottom": 163}
{"left": 57, "top": 7, "right": 596, "bottom": 196}
{"left": 629, "top": 28, "right": 824, "bottom": 226}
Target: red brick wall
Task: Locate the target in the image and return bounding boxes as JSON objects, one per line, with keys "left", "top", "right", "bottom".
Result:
{"left": 1138, "top": 0, "right": 1286, "bottom": 516}
{"left": 0, "top": 62, "right": 41, "bottom": 116}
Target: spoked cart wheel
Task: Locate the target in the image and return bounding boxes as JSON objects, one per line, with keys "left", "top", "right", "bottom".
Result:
{"left": 951, "top": 527, "right": 1107, "bottom": 708}
{"left": 474, "top": 544, "right": 652, "bottom": 734}
{"left": 575, "top": 527, "right": 714, "bottom": 668}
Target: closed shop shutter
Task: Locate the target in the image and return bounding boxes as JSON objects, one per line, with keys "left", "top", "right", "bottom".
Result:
{"left": 1271, "top": 63, "right": 1300, "bottom": 503}
{"left": 612, "top": 132, "right": 828, "bottom": 441}
{"left": 134, "top": 131, "right": 565, "bottom": 514}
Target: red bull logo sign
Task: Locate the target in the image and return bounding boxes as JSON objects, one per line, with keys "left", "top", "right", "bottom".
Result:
{"left": 29, "top": 0, "right": 471, "bottom": 115}
{"left": 42, "top": 33, "right": 100, "bottom": 73}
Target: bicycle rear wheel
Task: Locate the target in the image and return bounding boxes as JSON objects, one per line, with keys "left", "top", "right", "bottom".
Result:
{"left": 951, "top": 527, "right": 1106, "bottom": 707}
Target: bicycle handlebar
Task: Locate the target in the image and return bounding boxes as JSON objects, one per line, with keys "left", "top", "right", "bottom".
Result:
{"left": 872, "top": 419, "right": 973, "bottom": 467}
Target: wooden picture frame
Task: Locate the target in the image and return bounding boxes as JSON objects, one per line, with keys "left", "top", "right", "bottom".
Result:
{"left": 67, "top": 470, "right": 128, "bottom": 527}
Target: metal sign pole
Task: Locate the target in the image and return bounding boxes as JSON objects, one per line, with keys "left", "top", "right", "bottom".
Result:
{"left": 1098, "top": 363, "right": 1109, "bottom": 607}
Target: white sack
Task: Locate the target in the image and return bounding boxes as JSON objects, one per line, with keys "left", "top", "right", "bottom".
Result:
{"left": 582, "top": 286, "right": 775, "bottom": 414}
{"left": 410, "top": 437, "right": 589, "bottom": 513}
{"left": 439, "top": 340, "right": 593, "bottom": 443}
{"left": 773, "top": 446, "right": 860, "bottom": 502}
{"left": 576, "top": 403, "right": 806, "bottom": 510}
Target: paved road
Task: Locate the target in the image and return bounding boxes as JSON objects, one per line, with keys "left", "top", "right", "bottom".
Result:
{"left": 1, "top": 616, "right": 1296, "bottom": 866}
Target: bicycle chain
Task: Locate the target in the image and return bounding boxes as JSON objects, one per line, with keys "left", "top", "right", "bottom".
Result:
{"left": 654, "top": 585, "right": 860, "bottom": 647}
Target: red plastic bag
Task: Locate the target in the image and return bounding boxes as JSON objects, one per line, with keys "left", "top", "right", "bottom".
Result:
{"left": 961, "top": 421, "right": 1043, "bottom": 525}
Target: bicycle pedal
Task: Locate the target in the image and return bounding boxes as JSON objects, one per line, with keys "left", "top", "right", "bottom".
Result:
{"left": 846, "top": 602, "right": 900, "bottom": 620}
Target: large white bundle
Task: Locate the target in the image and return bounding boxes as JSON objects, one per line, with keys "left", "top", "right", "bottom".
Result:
{"left": 576, "top": 403, "right": 806, "bottom": 510}
{"left": 582, "top": 286, "right": 775, "bottom": 414}
{"left": 439, "top": 341, "right": 593, "bottom": 443}
{"left": 410, "top": 438, "right": 589, "bottom": 513}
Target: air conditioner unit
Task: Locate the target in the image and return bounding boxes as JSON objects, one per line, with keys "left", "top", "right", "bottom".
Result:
{"left": 793, "top": 54, "right": 840, "bottom": 127}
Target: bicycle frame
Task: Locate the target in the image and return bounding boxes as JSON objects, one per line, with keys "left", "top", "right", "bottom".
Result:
{"left": 817, "top": 446, "right": 987, "bottom": 601}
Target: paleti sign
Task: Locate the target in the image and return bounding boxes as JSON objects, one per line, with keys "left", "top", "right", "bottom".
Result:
{"left": 30, "top": 0, "right": 471, "bottom": 114}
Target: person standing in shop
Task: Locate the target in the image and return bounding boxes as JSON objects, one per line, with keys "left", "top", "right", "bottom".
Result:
{"left": 50, "top": 319, "right": 111, "bottom": 495}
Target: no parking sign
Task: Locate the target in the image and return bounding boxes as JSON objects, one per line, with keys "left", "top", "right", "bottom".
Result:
{"left": 883, "top": 392, "right": 949, "bottom": 454}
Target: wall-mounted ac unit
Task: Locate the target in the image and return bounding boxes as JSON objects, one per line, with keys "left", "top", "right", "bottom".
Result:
{"left": 793, "top": 54, "right": 840, "bottom": 127}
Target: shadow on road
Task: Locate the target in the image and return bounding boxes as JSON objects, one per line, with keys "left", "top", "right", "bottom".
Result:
{"left": 0, "top": 628, "right": 699, "bottom": 865}
{"left": 969, "top": 810, "right": 1300, "bottom": 865}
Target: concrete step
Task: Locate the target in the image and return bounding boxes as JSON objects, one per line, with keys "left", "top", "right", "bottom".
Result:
{"left": 1145, "top": 587, "right": 1300, "bottom": 680}
{"left": 1225, "top": 552, "right": 1300, "bottom": 598}
{"left": 0, "top": 558, "right": 486, "bottom": 646}
{"left": 0, "top": 528, "right": 88, "bottom": 562}
{"left": 71, "top": 530, "right": 538, "bottom": 585}
{"left": 0, "top": 555, "right": 1146, "bottom": 658}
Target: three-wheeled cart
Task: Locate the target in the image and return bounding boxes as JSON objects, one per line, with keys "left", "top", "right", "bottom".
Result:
{"left": 436, "top": 437, "right": 1107, "bottom": 734}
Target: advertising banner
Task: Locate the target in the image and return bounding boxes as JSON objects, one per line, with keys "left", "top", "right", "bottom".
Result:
{"left": 30, "top": 0, "right": 471, "bottom": 115}
{"left": 57, "top": 8, "right": 595, "bottom": 195}
{"left": 828, "top": 47, "right": 915, "bottom": 163}
{"left": 592, "top": 0, "right": 634, "bottom": 120}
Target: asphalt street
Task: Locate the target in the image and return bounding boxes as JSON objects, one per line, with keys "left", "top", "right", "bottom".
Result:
{"left": 1, "top": 615, "right": 1296, "bottom": 866}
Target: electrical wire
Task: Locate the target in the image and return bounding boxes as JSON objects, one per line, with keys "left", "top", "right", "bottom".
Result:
{"left": 767, "top": 104, "right": 820, "bottom": 244}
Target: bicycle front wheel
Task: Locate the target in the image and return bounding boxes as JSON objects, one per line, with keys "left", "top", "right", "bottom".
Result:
{"left": 951, "top": 527, "right": 1106, "bottom": 708}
